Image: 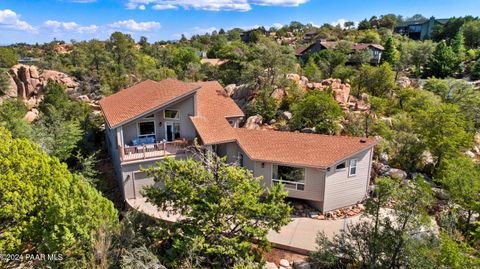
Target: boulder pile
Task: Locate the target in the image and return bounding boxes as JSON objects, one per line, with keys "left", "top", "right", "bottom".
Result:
{"left": 291, "top": 200, "right": 365, "bottom": 220}
{"left": 3, "top": 64, "right": 101, "bottom": 122}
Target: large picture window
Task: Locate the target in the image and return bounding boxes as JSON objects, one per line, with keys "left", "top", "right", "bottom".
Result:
{"left": 138, "top": 121, "right": 155, "bottom": 138}
{"left": 164, "top": 109, "right": 179, "bottom": 120}
{"left": 272, "top": 165, "right": 305, "bottom": 191}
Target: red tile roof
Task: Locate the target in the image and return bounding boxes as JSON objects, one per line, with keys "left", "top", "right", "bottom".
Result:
{"left": 99, "top": 79, "right": 198, "bottom": 128}
{"left": 235, "top": 128, "right": 377, "bottom": 168}
{"left": 189, "top": 81, "right": 244, "bottom": 145}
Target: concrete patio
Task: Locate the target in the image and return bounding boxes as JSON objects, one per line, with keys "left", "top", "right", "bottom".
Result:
{"left": 126, "top": 198, "right": 362, "bottom": 254}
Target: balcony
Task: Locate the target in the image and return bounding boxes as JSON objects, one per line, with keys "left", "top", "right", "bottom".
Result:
{"left": 120, "top": 139, "right": 191, "bottom": 163}
{"left": 272, "top": 179, "right": 305, "bottom": 191}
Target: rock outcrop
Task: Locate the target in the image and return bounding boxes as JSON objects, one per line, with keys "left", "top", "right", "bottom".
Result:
{"left": 245, "top": 115, "right": 263, "bottom": 130}
{"left": 7, "top": 64, "right": 79, "bottom": 100}
{"left": 3, "top": 64, "right": 100, "bottom": 122}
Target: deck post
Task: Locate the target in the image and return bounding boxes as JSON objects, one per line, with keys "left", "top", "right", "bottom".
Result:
{"left": 120, "top": 146, "right": 124, "bottom": 161}
{"left": 143, "top": 145, "right": 146, "bottom": 159}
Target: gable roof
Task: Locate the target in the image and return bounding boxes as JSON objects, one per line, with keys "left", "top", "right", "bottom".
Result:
{"left": 189, "top": 81, "right": 244, "bottom": 145}
{"left": 235, "top": 128, "right": 377, "bottom": 169}
{"left": 99, "top": 79, "right": 198, "bottom": 128}
{"left": 296, "top": 41, "right": 384, "bottom": 56}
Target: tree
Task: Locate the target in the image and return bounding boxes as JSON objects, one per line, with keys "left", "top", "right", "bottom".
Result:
{"left": 0, "top": 98, "right": 32, "bottom": 139}
{"left": 310, "top": 176, "right": 435, "bottom": 268}
{"left": 312, "top": 49, "right": 348, "bottom": 78}
{"left": 462, "top": 20, "right": 480, "bottom": 49}
{"left": 397, "top": 40, "right": 435, "bottom": 78}
{"left": 436, "top": 156, "right": 480, "bottom": 228}
{"left": 381, "top": 37, "right": 400, "bottom": 67}
{"left": 358, "top": 19, "right": 371, "bottom": 30}
{"left": 452, "top": 30, "right": 466, "bottom": 62}
{"left": 0, "top": 47, "right": 18, "bottom": 68}
{"left": 354, "top": 63, "right": 396, "bottom": 97}
{"left": 143, "top": 147, "right": 291, "bottom": 268}
{"left": 425, "top": 40, "right": 459, "bottom": 78}
{"left": 290, "top": 90, "right": 343, "bottom": 134}
{"left": 303, "top": 57, "right": 322, "bottom": 81}
{"left": 0, "top": 127, "right": 117, "bottom": 266}
{"left": 471, "top": 57, "right": 480, "bottom": 80}
{"left": 246, "top": 85, "right": 279, "bottom": 122}
{"left": 415, "top": 103, "right": 473, "bottom": 168}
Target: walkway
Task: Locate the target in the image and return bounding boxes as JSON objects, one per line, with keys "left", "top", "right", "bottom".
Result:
{"left": 127, "top": 198, "right": 362, "bottom": 254}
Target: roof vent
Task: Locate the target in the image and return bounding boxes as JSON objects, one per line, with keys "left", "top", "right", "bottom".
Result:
{"left": 360, "top": 138, "right": 367, "bottom": 143}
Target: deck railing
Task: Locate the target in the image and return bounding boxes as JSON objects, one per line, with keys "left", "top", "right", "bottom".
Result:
{"left": 272, "top": 178, "right": 305, "bottom": 191}
{"left": 120, "top": 139, "right": 191, "bottom": 162}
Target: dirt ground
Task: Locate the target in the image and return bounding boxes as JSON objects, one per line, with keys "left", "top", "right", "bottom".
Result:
{"left": 264, "top": 247, "right": 309, "bottom": 265}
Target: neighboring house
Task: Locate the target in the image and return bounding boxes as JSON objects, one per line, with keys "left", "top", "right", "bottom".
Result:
{"left": 18, "top": 57, "right": 41, "bottom": 64}
{"left": 99, "top": 79, "right": 377, "bottom": 212}
{"left": 295, "top": 40, "right": 384, "bottom": 65}
{"left": 394, "top": 16, "right": 449, "bottom": 40}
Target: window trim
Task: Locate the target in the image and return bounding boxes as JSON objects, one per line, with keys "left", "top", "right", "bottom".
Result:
{"left": 137, "top": 120, "right": 156, "bottom": 138}
{"left": 335, "top": 161, "right": 346, "bottom": 171}
{"left": 164, "top": 109, "right": 180, "bottom": 120}
{"left": 348, "top": 159, "right": 358, "bottom": 177}
{"left": 271, "top": 164, "right": 305, "bottom": 191}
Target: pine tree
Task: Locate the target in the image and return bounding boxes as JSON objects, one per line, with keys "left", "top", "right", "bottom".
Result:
{"left": 452, "top": 30, "right": 466, "bottom": 62}
{"left": 425, "top": 40, "right": 459, "bottom": 78}
{"left": 380, "top": 37, "right": 400, "bottom": 66}
{"left": 471, "top": 58, "right": 480, "bottom": 80}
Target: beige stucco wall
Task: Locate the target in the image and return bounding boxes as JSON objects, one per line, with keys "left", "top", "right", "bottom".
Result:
{"left": 322, "top": 148, "right": 373, "bottom": 212}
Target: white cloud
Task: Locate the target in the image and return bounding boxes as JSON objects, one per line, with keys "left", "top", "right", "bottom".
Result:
{"left": 44, "top": 20, "right": 98, "bottom": 33}
{"left": 152, "top": 4, "right": 178, "bottom": 10}
{"left": 0, "top": 9, "right": 36, "bottom": 31}
{"left": 271, "top": 22, "right": 283, "bottom": 29}
{"left": 125, "top": 0, "right": 309, "bottom": 11}
{"left": 138, "top": 5, "right": 146, "bottom": 10}
{"left": 109, "top": 19, "right": 161, "bottom": 32}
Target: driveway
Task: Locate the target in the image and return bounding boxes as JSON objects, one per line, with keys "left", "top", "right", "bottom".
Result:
{"left": 267, "top": 215, "right": 362, "bottom": 254}
{"left": 127, "top": 198, "right": 362, "bottom": 254}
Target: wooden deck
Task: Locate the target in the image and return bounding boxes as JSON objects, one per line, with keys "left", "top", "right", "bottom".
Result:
{"left": 120, "top": 139, "right": 191, "bottom": 162}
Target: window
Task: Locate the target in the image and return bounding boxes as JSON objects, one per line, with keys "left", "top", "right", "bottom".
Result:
{"left": 335, "top": 162, "right": 346, "bottom": 171}
{"left": 164, "top": 109, "right": 179, "bottom": 120}
{"left": 138, "top": 121, "right": 155, "bottom": 138}
{"left": 173, "top": 122, "right": 181, "bottom": 139}
{"left": 272, "top": 165, "right": 305, "bottom": 191}
{"left": 349, "top": 159, "right": 358, "bottom": 177}
{"left": 237, "top": 152, "right": 244, "bottom": 167}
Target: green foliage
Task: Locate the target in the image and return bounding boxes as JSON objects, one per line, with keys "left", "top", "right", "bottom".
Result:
{"left": 462, "top": 20, "right": 480, "bottom": 49}
{"left": 415, "top": 103, "right": 473, "bottom": 167}
{"left": 397, "top": 40, "right": 436, "bottom": 78}
{"left": 0, "top": 98, "right": 32, "bottom": 139}
{"left": 471, "top": 57, "right": 480, "bottom": 80}
{"left": 311, "top": 49, "right": 348, "bottom": 78}
{"left": 436, "top": 156, "right": 480, "bottom": 228}
{"left": 424, "top": 78, "right": 480, "bottom": 129}
{"left": 452, "top": 30, "right": 466, "bottom": 61}
{"left": 0, "top": 127, "right": 118, "bottom": 265}
{"left": 247, "top": 86, "right": 278, "bottom": 122}
{"left": 0, "top": 47, "right": 18, "bottom": 68}
{"left": 353, "top": 63, "right": 396, "bottom": 97}
{"left": 381, "top": 37, "right": 400, "bottom": 66}
{"left": 310, "top": 176, "right": 435, "bottom": 268}
{"left": 425, "top": 40, "right": 459, "bottom": 78}
{"left": 34, "top": 82, "right": 87, "bottom": 162}
{"left": 290, "top": 90, "right": 343, "bottom": 134}
{"left": 143, "top": 148, "right": 291, "bottom": 268}
{"left": 303, "top": 57, "right": 322, "bottom": 81}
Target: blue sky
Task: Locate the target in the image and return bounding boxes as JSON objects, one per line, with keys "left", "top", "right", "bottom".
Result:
{"left": 0, "top": 0, "right": 479, "bottom": 44}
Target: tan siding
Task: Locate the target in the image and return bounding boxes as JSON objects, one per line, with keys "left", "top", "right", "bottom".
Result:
{"left": 121, "top": 96, "right": 196, "bottom": 146}
{"left": 283, "top": 167, "right": 325, "bottom": 202}
{"left": 323, "top": 148, "right": 372, "bottom": 212}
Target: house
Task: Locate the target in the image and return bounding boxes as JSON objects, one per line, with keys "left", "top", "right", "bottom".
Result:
{"left": 295, "top": 40, "right": 384, "bottom": 65}
{"left": 99, "top": 79, "right": 377, "bottom": 212}
{"left": 394, "top": 16, "right": 449, "bottom": 40}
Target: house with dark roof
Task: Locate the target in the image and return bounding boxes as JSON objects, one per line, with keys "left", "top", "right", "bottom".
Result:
{"left": 100, "top": 79, "right": 377, "bottom": 212}
{"left": 394, "top": 16, "right": 449, "bottom": 40}
{"left": 295, "top": 40, "right": 384, "bottom": 65}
